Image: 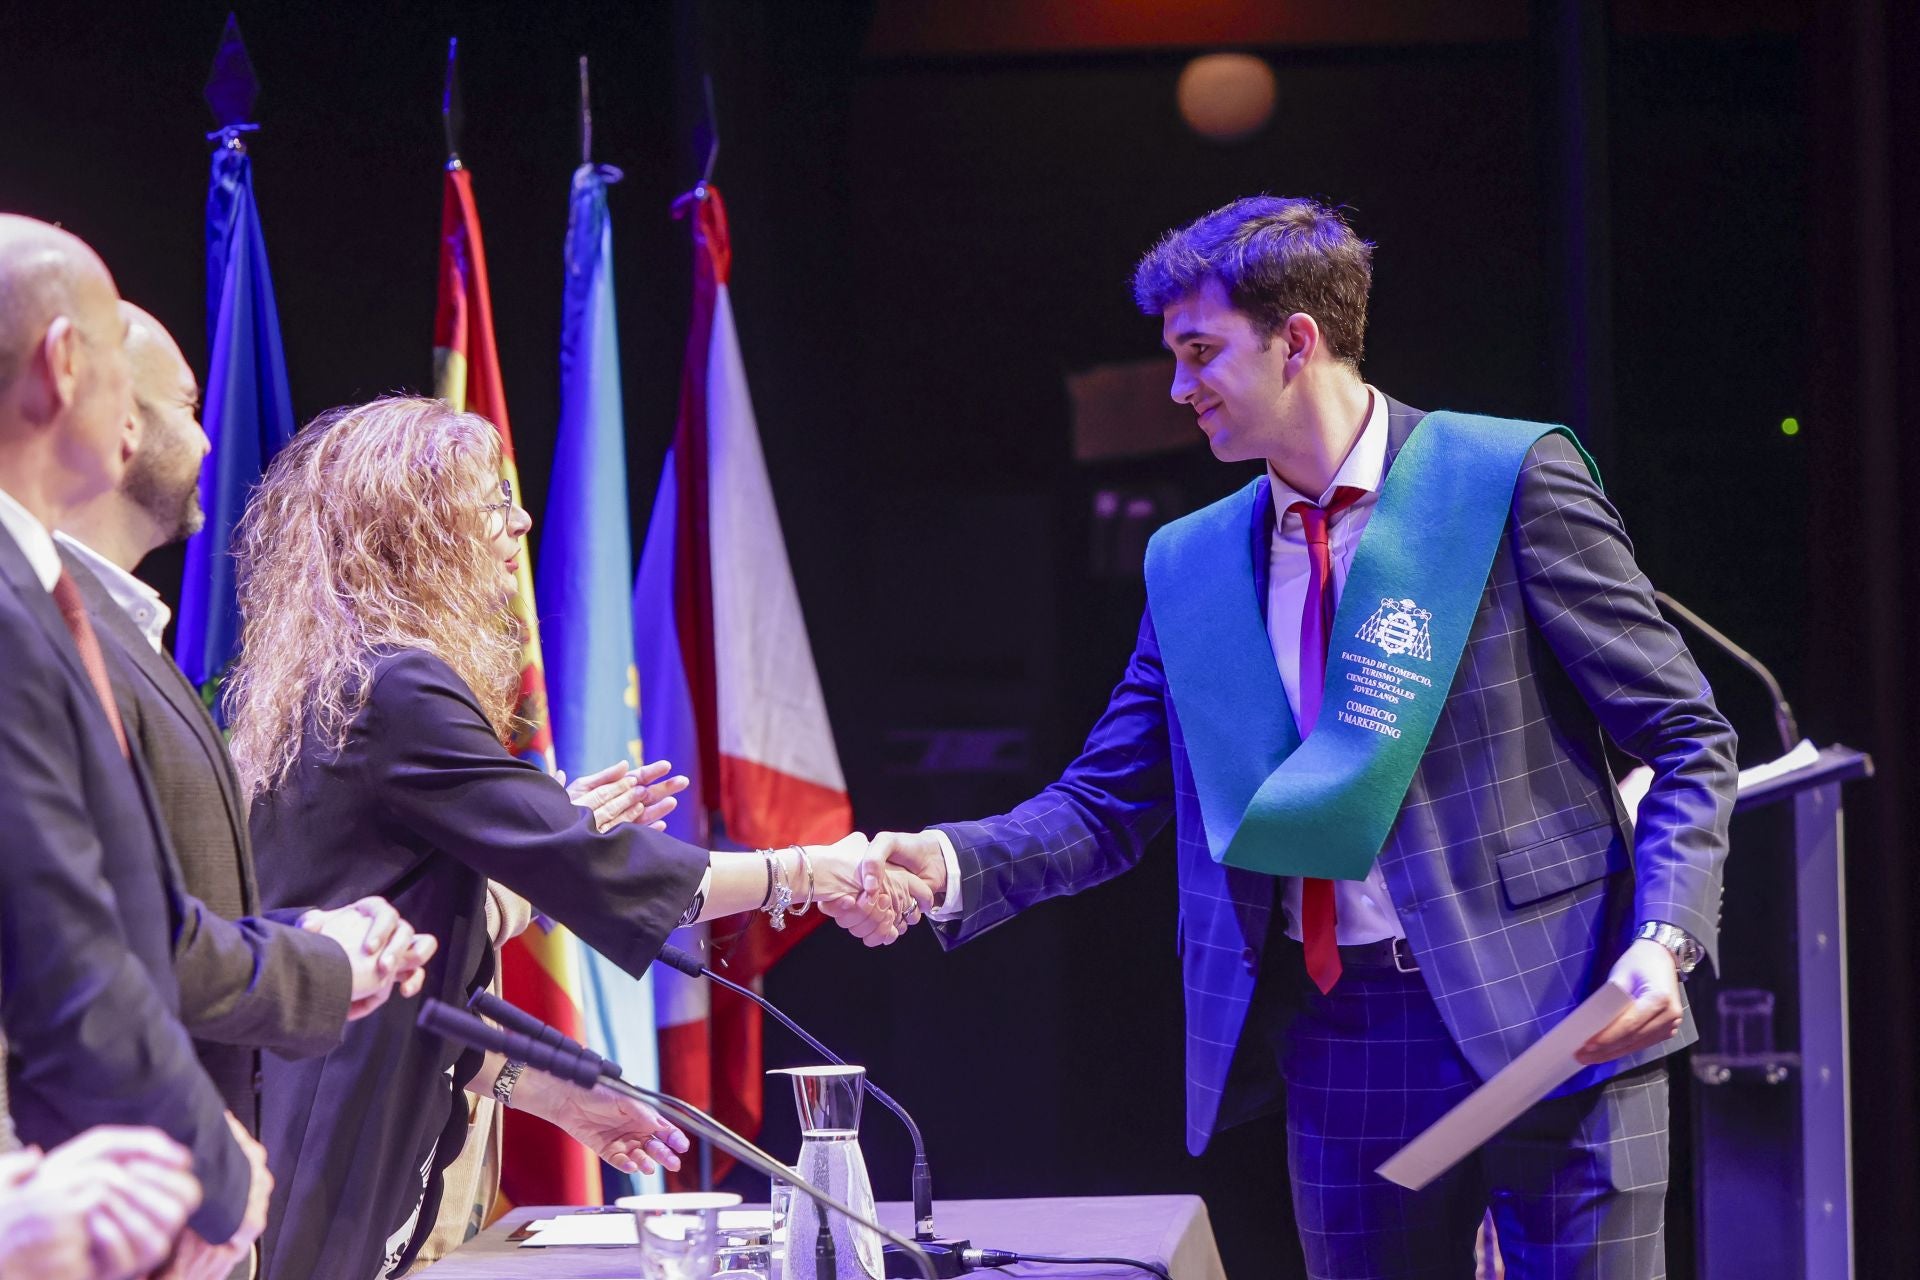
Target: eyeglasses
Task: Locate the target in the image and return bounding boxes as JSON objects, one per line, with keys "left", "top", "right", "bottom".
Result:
{"left": 481, "top": 478, "right": 515, "bottom": 528}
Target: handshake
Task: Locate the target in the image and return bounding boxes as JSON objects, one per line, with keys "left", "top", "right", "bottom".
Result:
{"left": 800, "top": 832, "right": 949, "bottom": 948}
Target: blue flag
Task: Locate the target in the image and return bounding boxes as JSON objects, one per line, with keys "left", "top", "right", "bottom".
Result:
{"left": 179, "top": 134, "right": 294, "bottom": 706}
{"left": 537, "top": 163, "right": 659, "bottom": 1189}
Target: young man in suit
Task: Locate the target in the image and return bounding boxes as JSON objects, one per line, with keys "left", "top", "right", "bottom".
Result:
{"left": 0, "top": 212, "right": 263, "bottom": 1271}
{"left": 865, "top": 197, "right": 1737, "bottom": 1277}
{"left": 55, "top": 303, "right": 440, "bottom": 1151}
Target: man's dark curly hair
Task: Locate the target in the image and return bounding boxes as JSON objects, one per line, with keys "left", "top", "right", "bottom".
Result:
{"left": 1133, "top": 196, "right": 1374, "bottom": 367}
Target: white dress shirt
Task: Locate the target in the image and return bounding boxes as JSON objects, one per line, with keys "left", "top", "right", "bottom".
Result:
{"left": 0, "top": 486, "right": 61, "bottom": 592}
{"left": 54, "top": 531, "right": 172, "bottom": 653}
{"left": 928, "top": 389, "right": 1406, "bottom": 942}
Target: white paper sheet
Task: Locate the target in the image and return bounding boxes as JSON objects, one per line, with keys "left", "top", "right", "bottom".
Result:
{"left": 1735, "top": 738, "right": 1819, "bottom": 792}
{"left": 1376, "top": 980, "right": 1634, "bottom": 1190}
{"left": 518, "top": 1207, "right": 774, "bottom": 1248}
{"left": 519, "top": 1213, "right": 638, "bottom": 1246}
{"left": 1616, "top": 738, "right": 1818, "bottom": 824}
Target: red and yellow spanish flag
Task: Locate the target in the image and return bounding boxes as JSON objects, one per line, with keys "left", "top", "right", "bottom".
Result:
{"left": 434, "top": 160, "right": 599, "bottom": 1208}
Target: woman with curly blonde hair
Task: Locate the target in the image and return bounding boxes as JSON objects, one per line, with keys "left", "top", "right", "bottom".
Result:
{"left": 229, "top": 396, "right": 900, "bottom": 1280}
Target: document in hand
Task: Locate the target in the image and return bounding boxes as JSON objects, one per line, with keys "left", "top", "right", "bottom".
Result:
{"left": 1376, "top": 980, "right": 1635, "bottom": 1190}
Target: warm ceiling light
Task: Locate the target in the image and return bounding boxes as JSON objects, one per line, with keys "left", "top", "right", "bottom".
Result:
{"left": 1177, "top": 52, "right": 1277, "bottom": 143}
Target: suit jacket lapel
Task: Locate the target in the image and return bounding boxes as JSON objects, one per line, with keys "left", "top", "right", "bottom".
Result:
{"left": 1382, "top": 396, "right": 1424, "bottom": 473}
{"left": 0, "top": 527, "right": 106, "bottom": 706}
{"left": 1249, "top": 474, "right": 1275, "bottom": 625}
{"left": 58, "top": 549, "right": 256, "bottom": 899}
{"left": 4, "top": 532, "right": 192, "bottom": 916}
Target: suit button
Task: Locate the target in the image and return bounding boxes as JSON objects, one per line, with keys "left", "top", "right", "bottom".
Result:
{"left": 253, "top": 1071, "right": 264, "bottom": 1093}
{"left": 1241, "top": 947, "right": 1259, "bottom": 974}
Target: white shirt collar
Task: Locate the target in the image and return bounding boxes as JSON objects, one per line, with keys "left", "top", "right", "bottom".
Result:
{"left": 1267, "top": 385, "right": 1390, "bottom": 513}
{"left": 0, "top": 485, "right": 62, "bottom": 593}
{"left": 53, "top": 531, "right": 171, "bottom": 654}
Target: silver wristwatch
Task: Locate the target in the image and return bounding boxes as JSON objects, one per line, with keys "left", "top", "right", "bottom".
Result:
{"left": 1636, "top": 922, "right": 1704, "bottom": 978}
{"left": 493, "top": 1059, "right": 527, "bottom": 1109}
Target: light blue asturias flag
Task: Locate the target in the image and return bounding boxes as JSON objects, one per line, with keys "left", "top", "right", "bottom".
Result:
{"left": 535, "top": 162, "right": 660, "bottom": 1194}
{"left": 179, "top": 122, "right": 296, "bottom": 714}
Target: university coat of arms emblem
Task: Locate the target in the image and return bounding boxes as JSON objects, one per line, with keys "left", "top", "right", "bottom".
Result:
{"left": 1357, "top": 597, "right": 1434, "bottom": 660}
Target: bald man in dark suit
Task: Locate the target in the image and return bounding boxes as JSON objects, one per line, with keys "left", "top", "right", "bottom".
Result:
{"left": 0, "top": 212, "right": 254, "bottom": 1270}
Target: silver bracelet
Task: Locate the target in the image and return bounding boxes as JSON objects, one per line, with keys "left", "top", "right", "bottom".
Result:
{"left": 765, "top": 849, "right": 794, "bottom": 931}
{"left": 493, "top": 1059, "right": 527, "bottom": 1109}
{"left": 789, "top": 844, "right": 816, "bottom": 919}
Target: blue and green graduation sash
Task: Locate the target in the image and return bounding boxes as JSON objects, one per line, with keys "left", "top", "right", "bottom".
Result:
{"left": 1144, "top": 411, "right": 1599, "bottom": 880}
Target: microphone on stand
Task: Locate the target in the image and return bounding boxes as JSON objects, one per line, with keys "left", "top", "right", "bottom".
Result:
{"left": 415, "top": 997, "right": 934, "bottom": 1280}
{"left": 655, "top": 943, "right": 967, "bottom": 1278}
{"left": 468, "top": 988, "right": 621, "bottom": 1077}
{"left": 1654, "top": 590, "right": 1801, "bottom": 753}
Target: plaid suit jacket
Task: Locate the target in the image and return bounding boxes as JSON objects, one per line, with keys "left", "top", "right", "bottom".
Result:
{"left": 934, "top": 398, "right": 1737, "bottom": 1155}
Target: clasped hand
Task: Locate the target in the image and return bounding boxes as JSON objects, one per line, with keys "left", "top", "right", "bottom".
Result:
{"left": 0, "top": 1127, "right": 199, "bottom": 1280}
{"left": 297, "top": 896, "right": 439, "bottom": 1020}
{"left": 811, "top": 831, "right": 944, "bottom": 947}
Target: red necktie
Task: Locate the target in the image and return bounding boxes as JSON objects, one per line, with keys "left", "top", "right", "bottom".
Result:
{"left": 1289, "top": 486, "right": 1365, "bottom": 994}
{"left": 51, "top": 570, "right": 130, "bottom": 759}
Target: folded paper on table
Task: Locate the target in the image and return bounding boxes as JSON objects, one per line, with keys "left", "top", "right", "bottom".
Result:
{"left": 518, "top": 1206, "right": 774, "bottom": 1248}
{"left": 1377, "top": 980, "right": 1634, "bottom": 1190}
{"left": 1735, "top": 738, "right": 1819, "bottom": 792}
{"left": 519, "top": 1213, "right": 638, "bottom": 1246}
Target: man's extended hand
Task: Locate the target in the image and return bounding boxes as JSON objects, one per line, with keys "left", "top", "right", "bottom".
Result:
{"left": 297, "top": 896, "right": 438, "bottom": 1020}
{"left": 1576, "top": 939, "right": 1683, "bottom": 1065}
{"left": 803, "top": 833, "right": 910, "bottom": 946}
{"left": 866, "top": 831, "right": 946, "bottom": 918}
{"left": 560, "top": 759, "right": 690, "bottom": 833}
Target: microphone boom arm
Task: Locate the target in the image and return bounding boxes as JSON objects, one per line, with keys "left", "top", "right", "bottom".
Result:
{"left": 1654, "top": 590, "right": 1800, "bottom": 753}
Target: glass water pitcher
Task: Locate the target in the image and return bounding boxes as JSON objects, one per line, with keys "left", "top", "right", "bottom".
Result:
{"left": 773, "top": 1065, "right": 885, "bottom": 1279}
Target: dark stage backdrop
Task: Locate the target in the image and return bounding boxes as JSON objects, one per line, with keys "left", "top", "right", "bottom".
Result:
{"left": 3, "top": 2, "right": 1912, "bottom": 1276}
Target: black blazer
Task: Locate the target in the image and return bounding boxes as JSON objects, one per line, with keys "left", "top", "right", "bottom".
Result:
{"left": 252, "top": 648, "right": 708, "bottom": 1280}
{"left": 0, "top": 525, "right": 250, "bottom": 1241}
{"left": 60, "top": 548, "right": 352, "bottom": 1135}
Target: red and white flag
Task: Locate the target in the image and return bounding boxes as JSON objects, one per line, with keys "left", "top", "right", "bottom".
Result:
{"left": 634, "top": 184, "right": 852, "bottom": 1179}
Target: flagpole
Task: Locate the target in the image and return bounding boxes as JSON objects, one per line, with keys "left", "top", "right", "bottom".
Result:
{"left": 442, "top": 36, "right": 463, "bottom": 170}
{"left": 699, "top": 73, "right": 719, "bottom": 189}
{"left": 579, "top": 55, "right": 592, "bottom": 167}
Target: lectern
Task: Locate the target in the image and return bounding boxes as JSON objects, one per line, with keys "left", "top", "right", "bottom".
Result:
{"left": 1691, "top": 744, "right": 1872, "bottom": 1280}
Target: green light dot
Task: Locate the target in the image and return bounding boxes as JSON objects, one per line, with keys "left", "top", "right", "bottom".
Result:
{"left": 1780, "top": 417, "right": 1800, "bottom": 437}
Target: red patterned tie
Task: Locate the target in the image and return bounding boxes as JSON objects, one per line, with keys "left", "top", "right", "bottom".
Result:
{"left": 51, "top": 570, "right": 130, "bottom": 759}
{"left": 1289, "top": 487, "right": 1365, "bottom": 994}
